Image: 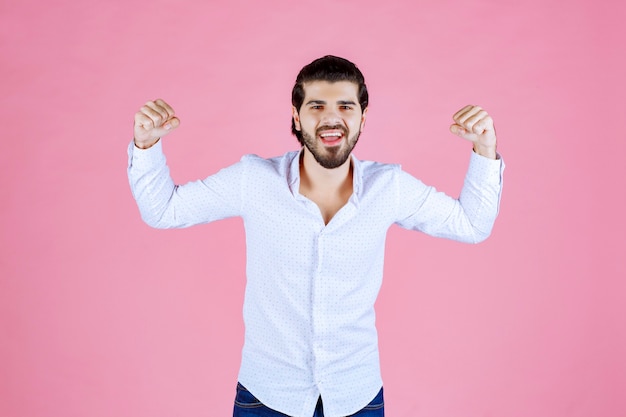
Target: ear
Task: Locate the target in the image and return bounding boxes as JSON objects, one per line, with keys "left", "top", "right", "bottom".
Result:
{"left": 360, "top": 108, "right": 368, "bottom": 132}
{"left": 292, "top": 106, "right": 301, "bottom": 131}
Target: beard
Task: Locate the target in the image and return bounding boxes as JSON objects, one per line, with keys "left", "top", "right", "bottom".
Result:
{"left": 300, "top": 124, "right": 360, "bottom": 169}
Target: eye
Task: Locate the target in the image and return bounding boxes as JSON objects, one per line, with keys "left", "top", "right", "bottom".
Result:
{"left": 339, "top": 105, "right": 353, "bottom": 110}
{"left": 311, "top": 105, "right": 323, "bottom": 110}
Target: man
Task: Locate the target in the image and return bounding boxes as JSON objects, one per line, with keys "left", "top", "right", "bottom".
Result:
{"left": 128, "top": 55, "right": 504, "bottom": 417}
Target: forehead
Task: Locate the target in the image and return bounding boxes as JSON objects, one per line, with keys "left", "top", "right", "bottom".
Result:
{"left": 302, "top": 80, "right": 359, "bottom": 101}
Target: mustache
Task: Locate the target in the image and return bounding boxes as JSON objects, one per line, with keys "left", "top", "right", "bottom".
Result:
{"left": 316, "top": 124, "right": 348, "bottom": 136}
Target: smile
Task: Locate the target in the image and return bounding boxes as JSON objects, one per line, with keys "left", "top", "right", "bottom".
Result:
{"left": 318, "top": 129, "right": 345, "bottom": 146}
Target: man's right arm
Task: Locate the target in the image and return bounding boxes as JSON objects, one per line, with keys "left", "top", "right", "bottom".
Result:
{"left": 128, "top": 99, "right": 243, "bottom": 228}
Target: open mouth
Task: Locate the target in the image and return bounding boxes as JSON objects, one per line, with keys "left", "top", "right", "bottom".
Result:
{"left": 318, "top": 129, "right": 345, "bottom": 146}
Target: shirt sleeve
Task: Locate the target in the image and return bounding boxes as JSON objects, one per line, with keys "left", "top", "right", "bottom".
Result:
{"left": 127, "top": 140, "right": 244, "bottom": 228}
{"left": 394, "top": 152, "right": 504, "bottom": 243}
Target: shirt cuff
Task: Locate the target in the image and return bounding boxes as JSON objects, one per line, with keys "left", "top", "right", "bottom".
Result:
{"left": 127, "top": 139, "right": 166, "bottom": 170}
{"left": 468, "top": 151, "right": 505, "bottom": 184}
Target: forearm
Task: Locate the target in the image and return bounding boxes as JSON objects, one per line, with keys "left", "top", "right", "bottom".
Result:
{"left": 456, "top": 151, "right": 504, "bottom": 242}
{"left": 127, "top": 140, "right": 178, "bottom": 228}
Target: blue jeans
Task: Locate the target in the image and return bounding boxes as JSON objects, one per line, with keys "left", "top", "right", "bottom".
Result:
{"left": 233, "top": 383, "right": 384, "bottom": 417}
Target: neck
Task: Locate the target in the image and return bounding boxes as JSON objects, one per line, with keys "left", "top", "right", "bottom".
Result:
{"left": 299, "top": 148, "right": 353, "bottom": 192}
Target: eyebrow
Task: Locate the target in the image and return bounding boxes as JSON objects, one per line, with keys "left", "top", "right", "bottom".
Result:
{"left": 305, "top": 100, "right": 357, "bottom": 106}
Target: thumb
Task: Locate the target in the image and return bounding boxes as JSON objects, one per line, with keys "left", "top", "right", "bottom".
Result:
{"left": 450, "top": 123, "right": 473, "bottom": 141}
{"left": 163, "top": 116, "right": 180, "bottom": 131}
{"left": 152, "top": 116, "right": 181, "bottom": 138}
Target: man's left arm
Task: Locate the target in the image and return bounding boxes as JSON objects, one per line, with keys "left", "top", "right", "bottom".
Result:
{"left": 394, "top": 105, "right": 504, "bottom": 243}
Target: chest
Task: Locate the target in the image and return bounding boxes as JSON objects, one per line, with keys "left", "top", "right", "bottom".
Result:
{"left": 302, "top": 189, "right": 352, "bottom": 225}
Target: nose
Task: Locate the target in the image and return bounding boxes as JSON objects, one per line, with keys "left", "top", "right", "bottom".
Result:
{"left": 320, "top": 108, "right": 342, "bottom": 125}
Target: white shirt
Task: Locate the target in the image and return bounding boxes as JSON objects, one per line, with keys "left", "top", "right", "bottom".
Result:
{"left": 127, "top": 141, "right": 504, "bottom": 417}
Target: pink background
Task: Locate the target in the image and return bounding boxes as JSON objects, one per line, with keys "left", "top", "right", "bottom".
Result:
{"left": 1, "top": 0, "right": 624, "bottom": 416}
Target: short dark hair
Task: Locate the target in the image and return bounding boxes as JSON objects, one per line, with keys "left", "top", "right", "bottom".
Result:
{"left": 291, "top": 55, "right": 369, "bottom": 144}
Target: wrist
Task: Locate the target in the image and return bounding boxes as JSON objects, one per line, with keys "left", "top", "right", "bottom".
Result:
{"left": 473, "top": 143, "right": 497, "bottom": 160}
{"left": 134, "top": 137, "right": 160, "bottom": 150}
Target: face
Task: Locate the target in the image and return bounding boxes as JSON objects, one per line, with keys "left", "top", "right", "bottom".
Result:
{"left": 292, "top": 81, "right": 367, "bottom": 169}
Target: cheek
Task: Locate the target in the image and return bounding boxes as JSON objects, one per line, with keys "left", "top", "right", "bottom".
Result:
{"left": 350, "top": 118, "right": 363, "bottom": 131}
{"left": 302, "top": 117, "right": 319, "bottom": 131}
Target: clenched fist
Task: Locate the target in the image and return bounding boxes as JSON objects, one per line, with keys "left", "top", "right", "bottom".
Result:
{"left": 133, "top": 99, "right": 180, "bottom": 149}
{"left": 449, "top": 105, "right": 497, "bottom": 159}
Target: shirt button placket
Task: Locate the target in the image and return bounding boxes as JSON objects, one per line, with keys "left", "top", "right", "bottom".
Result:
{"left": 312, "top": 228, "right": 325, "bottom": 386}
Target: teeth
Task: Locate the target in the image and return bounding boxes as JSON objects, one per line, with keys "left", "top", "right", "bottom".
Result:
{"left": 320, "top": 132, "right": 342, "bottom": 138}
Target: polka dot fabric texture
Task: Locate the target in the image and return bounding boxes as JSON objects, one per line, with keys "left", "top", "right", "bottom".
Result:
{"left": 128, "top": 141, "right": 504, "bottom": 417}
